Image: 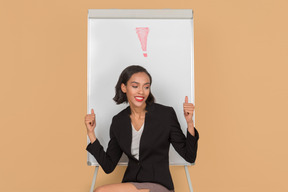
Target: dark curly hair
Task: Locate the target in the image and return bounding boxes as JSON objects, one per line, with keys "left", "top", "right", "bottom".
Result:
{"left": 113, "top": 65, "right": 155, "bottom": 105}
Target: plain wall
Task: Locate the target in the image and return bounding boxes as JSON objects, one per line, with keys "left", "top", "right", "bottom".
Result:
{"left": 0, "top": 0, "right": 287, "bottom": 191}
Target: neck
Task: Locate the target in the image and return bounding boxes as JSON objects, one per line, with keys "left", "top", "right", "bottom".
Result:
{"left": 130, "top": 103, "right": 147, "bottom": 118}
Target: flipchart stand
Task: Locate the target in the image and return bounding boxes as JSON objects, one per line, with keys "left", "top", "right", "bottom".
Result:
{"left": 89, "top": 164, "right": 195, "bottom": 192}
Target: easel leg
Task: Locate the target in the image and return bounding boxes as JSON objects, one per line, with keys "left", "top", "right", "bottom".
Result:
{"left": 90, "top": 166, "right": 99, "bottom": 192}
{"left": 184, "top": 165, "right": 193, "bottom": 192}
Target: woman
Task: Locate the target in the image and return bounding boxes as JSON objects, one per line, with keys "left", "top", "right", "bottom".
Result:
{"left": 85, "top": 65, "right": 199, "bottom": 192}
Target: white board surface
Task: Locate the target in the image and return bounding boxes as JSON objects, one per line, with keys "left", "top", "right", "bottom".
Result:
{"left": 87, "top": 9, "right": 195, "bottom": 166}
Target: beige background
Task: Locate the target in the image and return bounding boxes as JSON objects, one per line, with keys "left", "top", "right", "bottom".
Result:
{"left": 1, "top": 0, "right": 287, "bottom": 191}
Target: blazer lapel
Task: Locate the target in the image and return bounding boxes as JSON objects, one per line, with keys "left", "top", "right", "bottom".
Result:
{"left": 120, "top": 110, "right": 135, "bottom": 159}
{"left": 138, "top": 111, "right": 150, "bottom": 161}
{"left": 122, "top": 103, "right": 155, "bottom": 161}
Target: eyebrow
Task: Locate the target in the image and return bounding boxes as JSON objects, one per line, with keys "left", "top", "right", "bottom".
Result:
{"left": 131, "top": 81, "right": 150, "bottom": 85}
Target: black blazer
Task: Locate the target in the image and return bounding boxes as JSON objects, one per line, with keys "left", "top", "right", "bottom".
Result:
{"left": 86, "top": 102, "right": 199, "bottom": 190}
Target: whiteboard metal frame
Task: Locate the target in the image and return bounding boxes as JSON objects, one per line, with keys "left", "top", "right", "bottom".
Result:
{"left": 88, "top": 9, "right": 193, "bottom": 19}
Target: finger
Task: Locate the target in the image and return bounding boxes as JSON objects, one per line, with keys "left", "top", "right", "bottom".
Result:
{"left": 183, "top": 108, "right": 195, "bottom": 112}
{"left": 183, "top": 106, "right": 195, "bottom": 110}
{"left": 91, "top": 108, "right": 95, "bottom": 114}
{"left": 183, "top": 102, "right": 194, "bottom": 106}
{"left": 184, "top": 105, "right": 193, "bottom": 109}
{"left": 86, "top": 118, "right": 94, "bottom": 122}
{"left": 184, "top": 107, "right": 194, "bottom": 113}
{"left": 185, "top": 96, "right": 188, "bottom": 103}
{"left": 86, "top": 115, "right": 95, "bottom": 120}
{"left": 184, "top": 109, "right": 194, "bottom": 113}
{"left": 85, "top": 114, "right": 95, "bottom": 119}
{"left": 183, "top": 104, "right": 194, "bottom": 108}
{"left": 86, "top": 114, "right": 95, "bottom": 119}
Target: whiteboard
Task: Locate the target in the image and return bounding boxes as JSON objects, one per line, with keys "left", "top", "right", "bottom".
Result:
{"left": 87, "top": 9, "right": 195, "bottom": 166}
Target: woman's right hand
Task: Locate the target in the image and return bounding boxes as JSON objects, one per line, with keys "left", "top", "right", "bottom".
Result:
{"left": 84, "top": 108, "right": 96, "bottom": 133}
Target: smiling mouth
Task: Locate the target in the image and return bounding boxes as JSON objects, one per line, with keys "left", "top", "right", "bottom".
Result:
{"left": 135, "top": 96, "right": 144, "bottom": 102}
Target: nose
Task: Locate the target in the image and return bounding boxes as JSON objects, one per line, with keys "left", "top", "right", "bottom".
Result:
{"left": 138, "top": 87, "right": 144, "bottom": 94}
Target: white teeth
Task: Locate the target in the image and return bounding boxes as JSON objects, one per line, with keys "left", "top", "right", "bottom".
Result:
{"left": 135, "top": 97, "right": 144, "bottom": 100}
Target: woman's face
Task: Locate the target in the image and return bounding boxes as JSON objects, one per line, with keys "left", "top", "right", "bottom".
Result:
{"left": 121, "top": 72, "right": 151, "bottom": 109}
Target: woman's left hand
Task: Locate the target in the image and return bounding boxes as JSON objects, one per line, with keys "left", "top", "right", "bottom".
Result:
{"left": 183, "top": 96, "right": 195, "bottom": 126}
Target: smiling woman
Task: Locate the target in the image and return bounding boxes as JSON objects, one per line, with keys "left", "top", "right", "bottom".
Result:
{"left": 113, "top": 65, "right": 155, "bottom": 105}
{"left": 121, "top": 72, "right": 151, "bottom": 109}
{"left": 84, "top": 65, "right": 199, "bottom": 192}
{"left": 117, "top": 66, "right": 153, "bottom": 132}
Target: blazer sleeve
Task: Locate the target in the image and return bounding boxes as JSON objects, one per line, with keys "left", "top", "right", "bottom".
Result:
{"left": 168, "top": 107, "right": 199, "bottom": 163}
{"left": 86, "top": 116, "right": 123, "bottom": 173}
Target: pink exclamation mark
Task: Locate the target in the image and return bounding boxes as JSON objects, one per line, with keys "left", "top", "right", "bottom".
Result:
{"left": 136, "top": 27, "right": 149, "bottom": 57}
